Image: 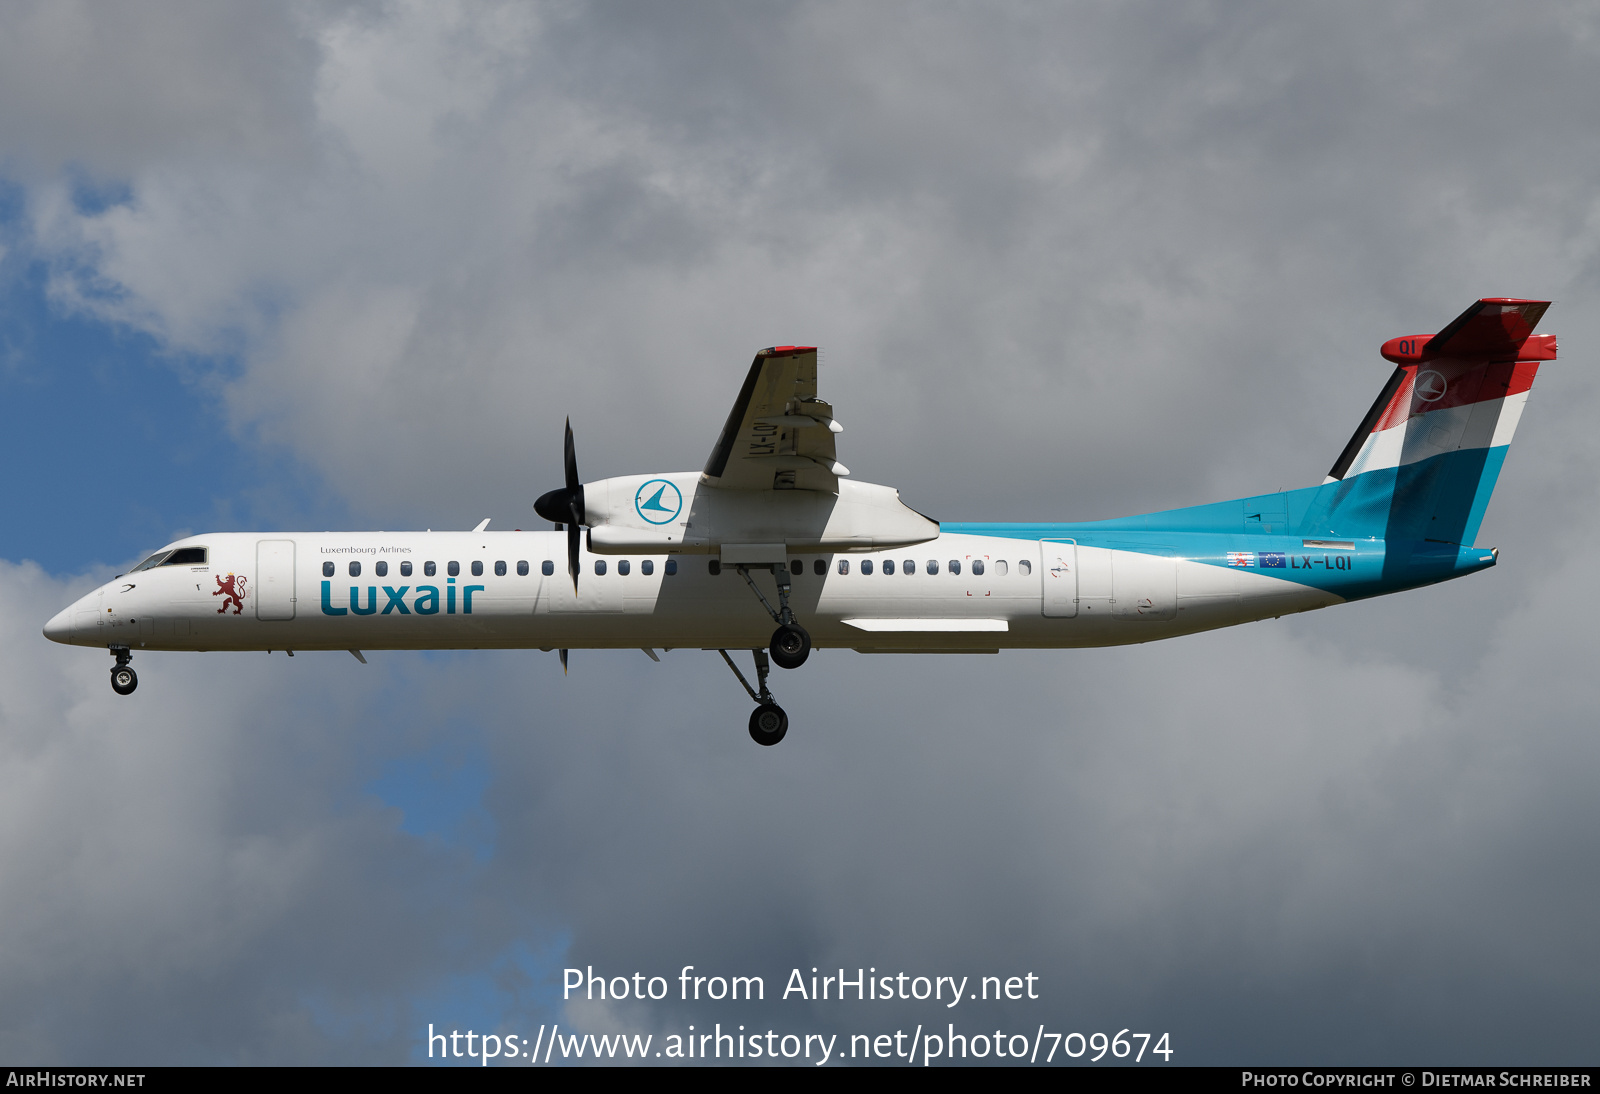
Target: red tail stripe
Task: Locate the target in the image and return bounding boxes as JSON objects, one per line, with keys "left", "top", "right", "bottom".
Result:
{"left": 1370, "top": 360, "right": 1540, "bottom": 434}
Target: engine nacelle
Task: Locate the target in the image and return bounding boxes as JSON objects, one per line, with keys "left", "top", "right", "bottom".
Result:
{"left": 578, "top": 472, "right": 938, "bottom": 555}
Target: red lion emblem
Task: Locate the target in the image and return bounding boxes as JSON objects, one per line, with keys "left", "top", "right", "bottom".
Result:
{"left": 214, "top": 573, "right": 248, "bottom": 615}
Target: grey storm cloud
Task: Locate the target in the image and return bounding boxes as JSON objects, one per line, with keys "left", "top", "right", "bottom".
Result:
{"left": 0, "top": 0, "right": 1597, "bottom": 1063}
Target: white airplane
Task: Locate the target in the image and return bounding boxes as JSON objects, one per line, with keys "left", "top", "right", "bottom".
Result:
{"left": 45, "top": 299, "right": 1556, "bottom": 745}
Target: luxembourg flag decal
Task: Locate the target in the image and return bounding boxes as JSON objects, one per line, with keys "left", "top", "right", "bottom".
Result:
{"left": 1227, "top": 551, "right": 1256, "bottom": 567}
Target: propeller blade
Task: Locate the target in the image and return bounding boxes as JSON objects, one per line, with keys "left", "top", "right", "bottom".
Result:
{"left": 533, "top": 417, "right": 585, "bottom": 528}
{"left": 564, "top": 417, "right": 579, "bottom": 492}
{"left": 559, "top": 648, "right": 569, "bottom": 675}
{"left": 567, "top": 520, "right": 582, "bottom": 591}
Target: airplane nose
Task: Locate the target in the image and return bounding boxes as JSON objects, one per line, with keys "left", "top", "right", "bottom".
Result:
{"left": 43, "top": 607, "right": 74, "bottom": 644}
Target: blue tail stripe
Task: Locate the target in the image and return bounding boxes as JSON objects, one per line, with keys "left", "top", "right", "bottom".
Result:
{"left": 942, "top": 444, "right": 1512, "bottom": 600}
{"left": 947, "top": 444, "right": 1510, "bottom": 544}
{"left": 1459, "top": 445, "right": 1509, "bottom": 547}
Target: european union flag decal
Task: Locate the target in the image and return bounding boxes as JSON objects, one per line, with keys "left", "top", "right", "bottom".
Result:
{"left": 1260, "top": 552, "right": 1287, "bottom": 568}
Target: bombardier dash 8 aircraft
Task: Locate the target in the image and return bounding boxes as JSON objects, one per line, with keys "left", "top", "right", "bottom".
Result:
{"left": 45, "top": 299, "right": 1556, "bottom": 745}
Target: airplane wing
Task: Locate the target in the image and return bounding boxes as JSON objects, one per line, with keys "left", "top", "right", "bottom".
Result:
{"left": 700, "top": 346, "right": 848, "bottom": 493}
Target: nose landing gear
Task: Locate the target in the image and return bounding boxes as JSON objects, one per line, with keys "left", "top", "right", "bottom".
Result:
{"left": 719, "top": 648, "right": 788, "bottom": 745}
{"left": 109, "top": 647, "right": 138, "bottom": 696}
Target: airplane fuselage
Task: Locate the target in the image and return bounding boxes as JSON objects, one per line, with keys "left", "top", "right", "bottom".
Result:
{"left": 45, "top": 523, "right": 1485, "bottom": 656}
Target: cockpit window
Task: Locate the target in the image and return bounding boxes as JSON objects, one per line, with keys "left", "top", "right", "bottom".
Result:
{"left": 135, "top": 547, "right": 207, "bottom": 570}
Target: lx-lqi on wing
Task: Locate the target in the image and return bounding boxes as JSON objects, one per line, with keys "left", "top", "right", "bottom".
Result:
{"left": 46, "top": 299, "right": 1559, "bottom": 745}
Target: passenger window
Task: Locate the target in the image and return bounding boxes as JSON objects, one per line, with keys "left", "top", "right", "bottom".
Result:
{"left": 665, "top": 559, "right": 678, "bottom": 575}
{"left": 376, "top": 561, "right": 388, "bottom": 577}
{"left": 814, "top": 559, "right": 826, "bottom": 576}
{"left": 323, "top": 561, "right": 335, "bottom": 577}
{"left": 516, "top": 561, "right": 528, "bottom": 576}
{"left": 641, "top": 559, "right": 654, "bottom": 576}
{"left": 541, "top": 560, "right": 554, "bottom": 576}
{"left": 163, "top": 547, "right": 208, "bottom": 566}
{"left": 972, "top": 559, "right": 985, "bottom": 576}
{"left": 837, "top": 559, "right": 850, "bottom": 575}
{"left": 1019, "top": 559, "right": 1032, "bottom": 576}
{"left": 709, "top": 560, "right": 721, "bottom": 575}
{"left": 425, "top": 561, "right": 437, "bottom": 577}
{"left": 595, "top": 560, "right": 607, "bottom": 576}
{"left": 926, "top": 560, "right": 938, "bottom": 575}
{"left": 349, "top": 561, "right": 361, "bottom": 577}
{"left": 903, "top": 559, "right": 914, "bottom": 575}
{"left": 790, "top": 559, "right": 802, "bottom": 576}
{"left": 132, "top": 551, "right": 171, "bottom": 572}
{"left": 619, "top": 560, "right": 631, "bottom": 576}
{"left": 996, "top": 560, "right": 1008, "bottom": 576}
{"left": 401, "top": 561, "right": 413, "bottom": 577}
{"left": 494, "top": 561, "right": 506, "bottom": 576}
{"left": 948, "top": 559, "right": 961, "bottom": 575}
{"left": 471, "top": 561, "right": 483, "bottom": 577}
{"left": 883, "top": 559, "right": 895, "bottom": 575}
{"left": 862, "top": 559, "right": 874, "bottom": 575}
{"left": 447, "top": 561, "right": 460, "bottom": 577}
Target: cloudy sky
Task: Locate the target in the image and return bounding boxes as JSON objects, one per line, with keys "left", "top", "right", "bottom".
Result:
{"left": 2, "top": 0, "right": 1597, "bottom": 1065}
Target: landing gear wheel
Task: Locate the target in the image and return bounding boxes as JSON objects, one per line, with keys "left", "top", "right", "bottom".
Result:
{"left": 748, "top": 702, "right": 788, "bottom": 745}
{"left": 110, "top": 666, "right": 138, "bottom": 696}
{"left": 769, "top": 623, "right": 811, "bottom": 669}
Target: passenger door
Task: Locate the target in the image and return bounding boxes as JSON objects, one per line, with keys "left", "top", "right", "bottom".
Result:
{"left": 256, "top": 540, "right": 297, "bottom": 620}
{"left": 1040, "top": 540, "right": 1078, "bottom": 618}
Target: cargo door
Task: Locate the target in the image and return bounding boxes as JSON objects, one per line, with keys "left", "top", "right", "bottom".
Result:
{"left": 1040, "top": 540, "right": 1078, "bottom": 618}
{"left": 256, "top": 540, "right": 297, "bottom": 620}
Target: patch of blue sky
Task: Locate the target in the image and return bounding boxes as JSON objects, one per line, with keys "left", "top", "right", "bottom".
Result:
{"left": 0, "top": 178, "right": 353, "bottom": 573}
{"left": 64, "top": 170, "right": 135, "bottom": 218}
{"left": 365, "top": 740, "right": 497, "bottom": 861}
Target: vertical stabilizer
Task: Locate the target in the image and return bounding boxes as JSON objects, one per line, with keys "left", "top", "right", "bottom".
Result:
{"left": 1304, "top": 299, "right": 1555, "bottom": 546}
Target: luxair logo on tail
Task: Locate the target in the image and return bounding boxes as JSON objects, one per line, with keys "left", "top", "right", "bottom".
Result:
{"left": 635, "top": 479, "right": 683, "bottom": 524}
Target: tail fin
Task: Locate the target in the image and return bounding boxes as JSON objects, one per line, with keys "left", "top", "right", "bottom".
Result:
{"left": 1304, "top": 298, "right": 1555, "bottom": 546}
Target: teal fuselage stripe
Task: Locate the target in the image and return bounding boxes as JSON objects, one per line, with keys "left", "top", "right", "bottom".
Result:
{"left": 942, "top": 444, "right": 1509, "bottom": 601}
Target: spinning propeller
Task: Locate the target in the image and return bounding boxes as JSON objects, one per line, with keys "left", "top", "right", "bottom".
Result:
{"left": 533, "top": 418, "right": 586, "bottom": 591}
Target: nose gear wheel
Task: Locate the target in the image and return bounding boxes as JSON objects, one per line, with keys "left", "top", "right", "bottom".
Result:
{"left": 109, "top": 647, "right": 137, "bottom": 696}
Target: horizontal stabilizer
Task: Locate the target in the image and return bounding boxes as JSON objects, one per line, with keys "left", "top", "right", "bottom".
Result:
{"left": 1382, "top": 298, "right": 1554, "bottom": 363}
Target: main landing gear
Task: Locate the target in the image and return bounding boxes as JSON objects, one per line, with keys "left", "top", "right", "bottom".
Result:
{"left": 719, "top": 649, "right": 788, "bottom": 746}
{"left": 734, "top": 564, "right": 812, "bottom": 670}
{"left": 723, "top": 562, "right": 814, "bottom": 744}
{"left": 109, "top": 646, "right": 137, "bottom": 696}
